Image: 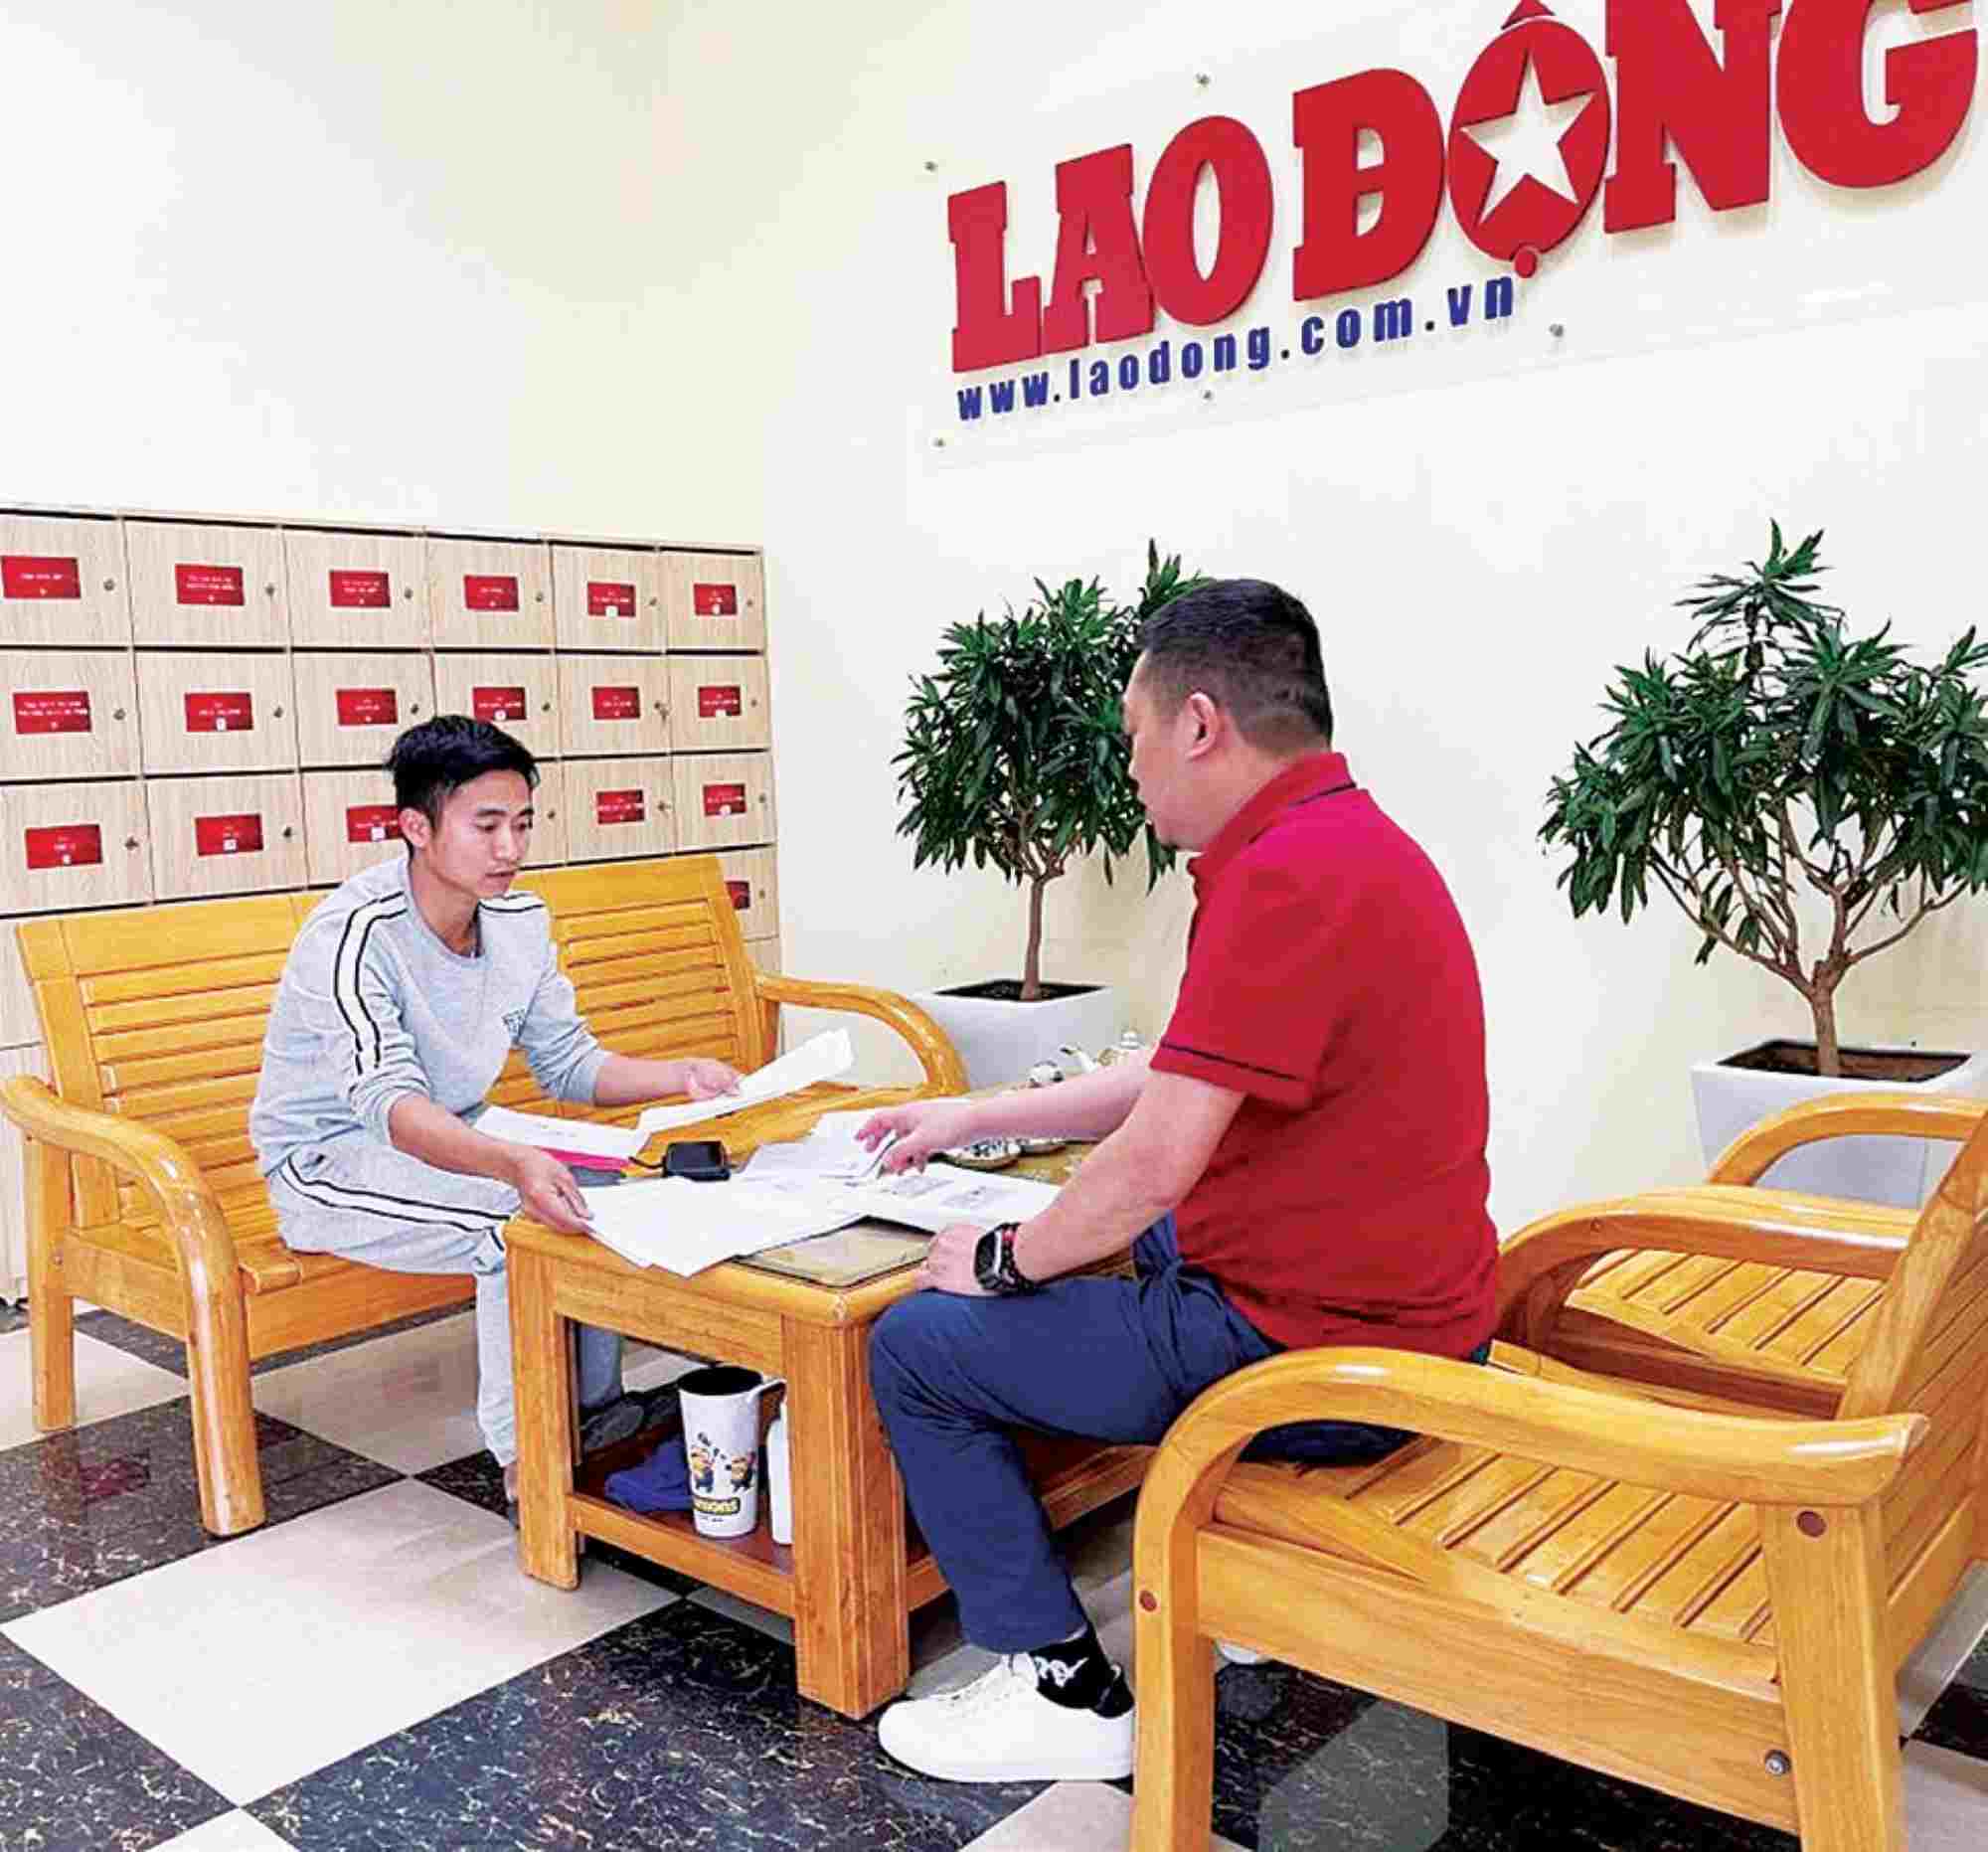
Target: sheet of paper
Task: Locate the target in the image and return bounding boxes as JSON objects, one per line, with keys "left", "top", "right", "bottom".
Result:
{"left": 740, "top": 1108, "right": 896, "bottom": 1184}
{"left": 579, "top": 1177, "right": 865, "bottom": 1276}
{"left": 632, "top": 1029, "right": 855, "bottom": 1139}
{"left": 473, "top": 1105, "right": 642, "bottom": 1163}
{"left": 841, "top": 1165, "right": 1062, "bottom": 1236}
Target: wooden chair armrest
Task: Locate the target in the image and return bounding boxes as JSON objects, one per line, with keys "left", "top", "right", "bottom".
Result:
{"left": 1708, "top": 1091, "right": 1988, "bottom": 1184}
{"left": 1495, "top": 1185, "right": 1913, "bottom": 1341}
{"left": 0, "top": 1075, "right": 238, "bottom": 1301}
{"left": 1141, "top": 1346, "right": 1924, "bottom": 1535}
{"left": 750, "top": 974, "right": 968, "bottom": 1094}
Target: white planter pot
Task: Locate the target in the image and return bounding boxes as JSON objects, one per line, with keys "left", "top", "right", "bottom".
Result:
{"left": 1691, "top": 1044, "right": 1988, "bottom": 1208}
{"left": 913, "top": 985, "right": 1126, "bottom": 1089}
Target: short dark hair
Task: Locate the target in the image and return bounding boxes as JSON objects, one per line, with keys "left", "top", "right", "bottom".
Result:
{"left": 1136, "top": 578, "right": 1334, "bottom": 753}
{"left": 387, "top": 716, "right": 539, "bottom": 825}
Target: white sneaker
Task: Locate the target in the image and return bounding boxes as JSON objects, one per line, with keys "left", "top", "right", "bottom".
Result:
{"left": 1217, "top": 1640, "right": 1267, "bottom": 1665}
{"left": 878, "top": 1654, "right": 1135, "bottom": 1782}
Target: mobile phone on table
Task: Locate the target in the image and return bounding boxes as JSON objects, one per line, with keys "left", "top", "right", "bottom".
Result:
{"left": 664, "top": 1138, "right": 731, "bottom": 1182}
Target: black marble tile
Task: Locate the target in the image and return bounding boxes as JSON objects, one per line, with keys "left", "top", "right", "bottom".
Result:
{"left": 415, "top": 1448, "right": 698, "bottom": 1598}
{"left": 0, "top": 1399, "right": 400, "bottom": 1624}
{"left": 0, "top": 1634, "right": 232, "bottom": 1850}
{"left": 75, "top": 1308, "right": 190, "bottom": 1376}
{"left": 1199, "top": 1665, "right": 1802, "bottom": 1851}
{"left": 1912, "top": 1622, "right": 1988, "bottom": 1758}
{"left": 0, "top": 1300, "right": 26, "bottom": 1336}
{"left": 250, "top": 1600, "right": 1039, "bottom": 1850}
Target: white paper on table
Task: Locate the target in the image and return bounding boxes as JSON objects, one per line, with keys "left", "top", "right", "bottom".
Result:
{"left": 740, "top": 1108, "right": 897, "bottom": 1185}
{"left": 579, "top": 1176, "right": 865, "bottom": 1276}
{"left": 472, "top": 1105, "right": 644, "bottom": 1162}
{"left": 632, "top": 1028, "right": 856, "bottom": 1139}
{"left": 840, "top": 1165, "right": 1062, "bottom": 1236}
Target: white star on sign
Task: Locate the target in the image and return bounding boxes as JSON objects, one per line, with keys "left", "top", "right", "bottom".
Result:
{"left": 1461, "top": 50, "right": 1596, "bottom": 220}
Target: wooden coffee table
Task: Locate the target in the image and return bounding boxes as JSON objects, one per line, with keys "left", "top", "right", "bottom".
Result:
{"left": 506, "top": 1173, "right": 1149, "bottom": 1719}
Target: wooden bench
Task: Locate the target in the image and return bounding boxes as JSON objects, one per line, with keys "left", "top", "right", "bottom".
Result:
{"left": 1, "top": 854, "right": 964, "bottom": 1539}
{"left": 1132, "top": 1094, "right": 1988, "bottom": 1852}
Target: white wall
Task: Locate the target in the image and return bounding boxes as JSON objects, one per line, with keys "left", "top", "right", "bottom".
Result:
{"left": 2, "top": 0, "right": 1983, "bottom": 1239}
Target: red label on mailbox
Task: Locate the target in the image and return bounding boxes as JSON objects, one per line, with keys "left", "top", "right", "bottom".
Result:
{"left": 24, "top": 823, "right": 102, "bottom": 870}
{"left": 587, "top": 581, "right": 637, "bottom": 617}
{"left": 175, "top": 563, "right": 246, "bottom": 606}
{"left": 473, "top": 685, "right": 527, "bottom": 722}
{"left": 464, "top": 574, "right": 520, "bottom": 611}
{"left": 184, "top": 691, "right": 254, "bottom": 734}
{"left": 703, "top": 782, "right": 746, "bottom": 817}
{"left": 726, "top": 879, "right": 751, "bottom": 912}
{"left": 195, "top": 813, "right": 264, "bottom": 857}
{"left": 590, "top": 686, "right": 640, "bottom": 722}
{"left": 693, "top": 583, "right": 740, "bottom": 616}
{"left": 345, "top": 804, "right": 403, "bottom": 844}
{"left": 12, "top": 691, "right": 92, "bottom": 735}
{"left": 595, "top": 788, "right": 645, "bottom": 825}
{"left": 2, "top": 555, "right": 83, "bottom": 599}
{"left": 697, "top": 684, "right": 743, "bottom": 719}
{"left": 335, "top": 687, "right": 399, "bottom": 728}
{"left": 328, "top": 570, "right": 392, "bottom": 608}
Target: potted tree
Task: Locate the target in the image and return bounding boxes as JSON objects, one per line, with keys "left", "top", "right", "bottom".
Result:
{"left": 893, "top": 543, "right": 1205, "bottom": 1084}
{"left": 1542, "top": 524, "right": 1988, "bottom": 1204}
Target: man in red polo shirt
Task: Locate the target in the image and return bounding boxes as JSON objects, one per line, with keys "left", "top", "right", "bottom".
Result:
{"left": 860, "top": 577, "right": 1496, "bottom": 1783}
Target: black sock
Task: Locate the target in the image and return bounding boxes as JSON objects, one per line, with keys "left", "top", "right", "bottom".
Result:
{"left": 1025, "top": 1625, "right": 1132, "bottom": 1716}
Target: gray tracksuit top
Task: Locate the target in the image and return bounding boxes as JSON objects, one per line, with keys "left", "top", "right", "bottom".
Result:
{"left": 249, "top": 857, "right": 609, "bottom": 1176}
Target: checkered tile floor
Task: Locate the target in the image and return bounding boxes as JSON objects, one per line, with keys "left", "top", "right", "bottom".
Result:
{"left": 2, "top": 1300, "right": 1985, "bottom": 1850}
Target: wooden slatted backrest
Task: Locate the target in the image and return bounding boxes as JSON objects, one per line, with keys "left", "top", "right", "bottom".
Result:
{"left": 16, "top": 895, "right": 317, "bottom": 1228}
{"left": 1836, "top": 1114, "right": 1988, "bottom": 1589}
{"left": 518, "top": 855, "right": 767, "bottom": 1123}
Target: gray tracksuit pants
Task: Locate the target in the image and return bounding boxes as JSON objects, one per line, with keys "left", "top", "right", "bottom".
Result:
{"left": 267, "top": 1136, "right": 620, "bottom": 1466}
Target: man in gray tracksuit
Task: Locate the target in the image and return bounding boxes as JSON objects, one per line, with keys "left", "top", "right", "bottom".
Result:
{"left": 250, "top": 717, "right": 740, "bottom": 1500}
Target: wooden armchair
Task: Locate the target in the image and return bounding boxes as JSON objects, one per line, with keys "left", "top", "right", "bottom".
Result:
{"left": 3, "top": 855, "right": 963, "bottom": 1539}
{"left": 1132, "top": 1097, "right": 1988, "bottom": 1851}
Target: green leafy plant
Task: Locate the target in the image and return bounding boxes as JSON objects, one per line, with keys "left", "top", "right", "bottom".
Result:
{"left": 895, "top": 542, "right": 1207, "bottom": 1000}
{"left": 1542, "top": 525, "right": 1988, "bottom": 1075}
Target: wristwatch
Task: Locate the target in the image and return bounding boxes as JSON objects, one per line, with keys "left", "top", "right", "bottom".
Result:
{"left": 973, "top": 1221, "right": 1039, "bottom": 1296}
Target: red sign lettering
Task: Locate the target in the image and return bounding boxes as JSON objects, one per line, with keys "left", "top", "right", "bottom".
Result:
{"left": 24, "top": 823, "right": 102, "bottom": 870}
{"left": 692, "top": 583, "right": 741, "bottom": 616}
{"left": 703, "top": 782, "right": 746, "bottom": 817}
{"left": 174, "top": 563, "right": 247, "bottom": 606}
{"left": 1140, "top": 116, "right": 1274, "bottom": 326}
{"left": 1044, "top": 144, "right": 1154, "bottom": 355}
{"left": 184, "top": 692, "right": 254, "bottom": 734}
{"left": 12, "top": 691, "right": 92, "bottom": 735}
{"left": 473, "top": 685, "right": 527, "bottom": 722}
{"left": 587, "top": 581, "right": 637, "bottom": 617}
{"left": 726, "top": 879, "right": 752, "bottom": 912}
{"left": 195, "top": 813, "right": 264, "bottom": 858}
{"left": 590, "top": 686, "right": 641, "bottom": 722}
{"left": 328, "top": 570, "right": 392, "bottom": 609}
{"left": 335, "top": 688, "right": 399, "bottom": 728}
{"left": 595, "top": 788, "right": 645, "bottom": 825}
{"left": 464, "top": 574, "right": 520, "bottom": 611}
{"left": 2, "top": 556, "right": 83, "bottom": 599}
{"left": 345, "top": 804, "right": 403, "bottom": 845}
{"left": 1292, "top": 71, "right": 1444, "bottom": 300}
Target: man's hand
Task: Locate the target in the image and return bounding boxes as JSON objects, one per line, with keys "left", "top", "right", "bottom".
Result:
{"left": 677, "top": 1058, "right": 743, "bottom": 1100}
{"left": 916, "top": 1222, "right": 992, "bottom": 1295}
{"left": 858, "top": 1100, "right": 987, "bottom": 1172}
{"left": 507, "top": 1145, "right": 593, "bottom": 1235}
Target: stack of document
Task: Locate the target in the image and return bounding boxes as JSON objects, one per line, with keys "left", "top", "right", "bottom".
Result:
{"left": 632, "top": 1029, "right": 855, "bottom": 1140}
{"left": 579, "top": 1125, "right": 1062, "bottom": 1278}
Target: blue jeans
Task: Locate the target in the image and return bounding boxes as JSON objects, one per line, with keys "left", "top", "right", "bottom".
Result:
{"left": 869, "top": 1214, "right": 1486, "bottom": 1653}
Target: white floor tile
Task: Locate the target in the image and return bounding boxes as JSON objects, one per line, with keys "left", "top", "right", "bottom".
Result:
{"left": 249, "top": 1312, "right": 692, "bottom": 1475}
{"left": 1900, "top": 1564, "right": 1988, "bottom": 1736}
{"left": 1904, "top": 1741, "right": 1988, "bottom": 1850}
{"left": 2, "top": 1480, "right": 672, "bottom": 1805}
{"left": 153, "top": 1810, "right": 298, "bottom": 1850}
{"left": 957, "top": 1781, "right": 1246, "bottom": 1851}
{"left": 0, "top": 1327, "right": 187, "bottom": 1448}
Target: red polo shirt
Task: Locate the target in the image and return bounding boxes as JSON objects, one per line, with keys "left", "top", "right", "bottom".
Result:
{"left": 1150, "top": 751, "right": 1496, "bottom": 1357}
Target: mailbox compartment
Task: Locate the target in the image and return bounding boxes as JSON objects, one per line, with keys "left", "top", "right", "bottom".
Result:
{"left": 0, "top": 779, "right": 152, "bottom": 913}
{"left": 552, "top": 546, "right": 665, "bottom": 653}
{"left": 135, "top": 652, "right": 298, "bottom": 774}
{"left": 0, "top": 514, "right": 129, "bottom": 647}
{"left": 667, "top": 655, "right": 769, "bottom": 754}
{"left": 148, "top": 772, "right": 306, "bottom": 901}
{"left": 672, "top": 752, "right": 774, "bottom": 852}
{"left": 284, "top": 529, "right": 427, "bottom": 648}
{"left": 561, "top": 757, "right": 676, "bottom": 862}
{"left": 0, "top": 652, "right": 139, "bottom": 782}
{"left": 125, "top": 520, "right": 289, "bottom": 647}
{"left": 301, "top": 767, "right": 403, "bottom": 887}
{"left": 664, "top": 551, "right": 765, "bottom": 653}
{"left": 712, "top": 846, "right": 777, "bottom": 939}
{"left": 426, "top": 538, "right": 554, "bottom": 650}
{"left": 292, "top": 652, "right": 434, "bottom": 767}
{"left": 557, "top": 654, "right": 670, "bottom": 758}
{"left": 432, "top": 653, "right": 559, "bottom": 758}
